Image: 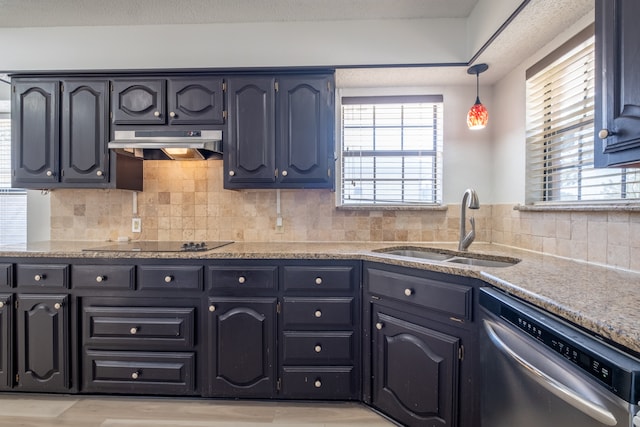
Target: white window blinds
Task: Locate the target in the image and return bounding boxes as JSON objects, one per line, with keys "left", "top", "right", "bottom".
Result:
{"left": 0, "top": 103, "right": 28, "bottom": 245}
{"left": 526, "top": 28, "right": 640, "bottom": 204}
{"left": 340, "top": 95, "right": 443, "bottom": 206}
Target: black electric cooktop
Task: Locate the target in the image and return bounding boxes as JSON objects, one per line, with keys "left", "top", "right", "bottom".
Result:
{"left": 85, "top": 241, "right": 233, "bottom": 252}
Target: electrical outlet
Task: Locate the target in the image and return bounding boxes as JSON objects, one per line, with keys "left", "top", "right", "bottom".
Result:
{"left": 275, "top": 216, "right": 284, "bottom": 234}
{"left": 132, "top": 218, "right": 142, "bottom": 233}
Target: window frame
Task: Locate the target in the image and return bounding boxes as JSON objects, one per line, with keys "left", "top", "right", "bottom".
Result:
{"left": 337, "top": 90, "right": 444, "bottom": 208}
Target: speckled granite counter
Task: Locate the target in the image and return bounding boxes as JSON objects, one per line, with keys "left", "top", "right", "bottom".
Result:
{"left": 1, "top": 240, "right": 639, "bottom": 356}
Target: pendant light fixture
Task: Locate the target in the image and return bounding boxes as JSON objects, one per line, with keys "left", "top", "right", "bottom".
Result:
{"left": 466, "top": 63, "right": 489, "bottom": 130}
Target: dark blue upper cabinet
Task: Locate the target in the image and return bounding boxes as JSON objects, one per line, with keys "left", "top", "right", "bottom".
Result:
{"left": 225, "top": 73, "right": 335, "bottom": 189}
{"left": 595, "top": 0, "right": 640, "bottom": 167}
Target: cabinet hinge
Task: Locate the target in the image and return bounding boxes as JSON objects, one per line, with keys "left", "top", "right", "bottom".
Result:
{"left": 449, "top": 316, "right": 464, "bottom": 323}
{"left": 14, "top": 300, "right": 18, "bottom": 309}
{"left": 327, "top": 81, "right": 331, "bottom": 91}
{"left": 327, "top": 168, "right": 331, "bottom": 177}
{"left": 110, "top": 82, "right": 113, "bottom": 92}
{"left": 12, "top": 85, "right": 15, "bottom": 93}
{"left": 274, "top": 81, "right": 279, "bottom": 92}
{"left": 458, "top": 345, "right": 464, "bottom": 361}
{"left": 223, "top": 110, "right": 227, "bottom": 120}
{"left": 222, "top": 82, "right": 227, "bottom": 92}
{"left": 276, "top": 378, "right": 281, "bottom": 391}
{"left": 60, "top": 84, "right": 64, "bottom": 92}
{"left": 371, "top": 295, "right": 381, "bottom": 300}
{"left": 274, "top": 168, "right": 278, "bottom": 178}
{"left": 276, "top": 302, "right": 281, "bottom": 314}
{"left": 15, "top": 374, "right": 19, "bottom": 383}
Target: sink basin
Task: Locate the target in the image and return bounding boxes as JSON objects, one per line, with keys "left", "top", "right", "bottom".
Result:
{"left": 445, "top": 256, "right": 519, "bottom": 268}
{"left": 377, "top": 248, "right": 453, "bottom": 261}
{"left": 374, "top": 246, "right": 520, "bottom": 268}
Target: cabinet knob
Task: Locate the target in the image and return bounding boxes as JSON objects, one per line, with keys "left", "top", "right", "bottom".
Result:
{"left": 131, "top": 371, "right": 140, "bottom": 380}
{"left": 315, "top": 277, "right": 323, "bottom": 285}
{"left": 314, "top": 344, "right": 322, "bottom": 353}
{"left": 0, "top": 301, "right": 4, "bottom": 309}
{"left": 598, "top": 129, "right": 615, "bottom": 139}
{"left": 153, "top": 111, "right": 161, "bottom": 117}
{"left": 96, "top": 170, "right": 103, "bottom": 177}
{"left": 169, "top": 111, "right": 176, "bottom": 118}
{"left": 404, "top": 288, "right": 414, "bottom": 296}
{"left": 34, "top": 274, "right": 45, "bottom": 281}
{"left": 314, "top": 379, "right": 322, "bottom": 388}
{"left": 96, "top": 275, "right": 106, "bottom": 283}
{"left": 375, "top": 322, "right": 384, "bottom": 330}
{"left": 209, "top": 305, "right": 216, "bottom": 312}
{"left": 46, "top": 170, "right": 53, "bottom": 177}
{"left": 229, "top": 170, "right": 236, "bottom": 176}
{"left": 54, "top": 302, "right": 62, "bottom": 310}
{"left": 281, "top": 170, "right": 288, "bottom": 176}
{"left": 164, "top": 275, "right": 173, "bottom": 283}
{"left": 314, "top": 310, "right": 322, "bottom": 318}
{"left": 130, "top": 327, "right": 138, "bottom": 335}
{"left": 238, "top": 276, "right": 246, "bottom": 284}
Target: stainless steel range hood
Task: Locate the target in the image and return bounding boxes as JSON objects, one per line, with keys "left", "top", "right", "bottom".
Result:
{"left": 109, "top": 130, "right": 223, "bottom": 160}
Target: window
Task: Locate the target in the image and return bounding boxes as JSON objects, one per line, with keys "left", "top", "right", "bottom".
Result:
{"left": 526, "top": 25, "right": 640, "bottom": 204}
{"left": 0, "top": 95, "right": 27, "bottom": 245}
{"left": 340, "top": 95, "right": 443, "bottom": 206}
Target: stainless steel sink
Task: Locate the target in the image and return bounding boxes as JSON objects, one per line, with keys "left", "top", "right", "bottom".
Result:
{"left": 374, "top": 246, "right": 520, "bottom": 268}
{"left": 378, "top": 248, "right": 453, "bottom": 261}
{"left": 445, "top": 256, "right": 519, "bottom": 268}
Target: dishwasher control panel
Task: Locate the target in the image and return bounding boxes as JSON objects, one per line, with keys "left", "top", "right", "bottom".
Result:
{"left": 501, "top": 305, "right": 613, "bottom": 387}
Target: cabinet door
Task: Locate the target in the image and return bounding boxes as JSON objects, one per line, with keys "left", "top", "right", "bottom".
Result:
{"left": 16, "top": 294, "right": 69, "bottom": 392}
{"left": 167, "top": 77, "right": 225, "bottom": 125}
{"left": 372, "top": 308, "right": 459, "bottom": 427}
{"left": 111, "top": 79, "right": 166, "bottom": 124}
{"left": 11, "top": 80, "right": 60, "bottom": 185}
{"left": 225, "top": 77, "right": 276, "bottom": 186}
{"left": 61, "top": 80, "right": 109, "bottom": 183}
{"left": 277, "top": 75, "right": 334, "bottom": 187}
{"left": 0, "top": 294, "right": 11, "bottom": 389}
{"left": 595, "top": 0, "right": 640, "bottom": 167}
{"left": 207, "top": 297, "right": 276, "bottom": 397}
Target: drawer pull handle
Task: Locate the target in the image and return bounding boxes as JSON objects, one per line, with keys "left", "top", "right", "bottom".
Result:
{"left": 315, "top": 277, "right": 323, "bottom": 285}
{"left": 238, "top": 276, "right": 246, "bottom": 284}
{"left": 164, "top": 275, "right": 173, "bottom": 283}
{"left": 314, "top": 310, "right": 322, "bottom": 318}
{"left": 34, "top": 274, "right": 45, "bottom": 281}
{"left": 130, "top": 327, "right": 138, "bottom": 335}
{"left": 131, "top": 371, "right": 140, "bottom": 380}
{"left": 209, "top": 305, "right": 216, "bottom": 312}
{"left": 314, "top": 379, "right": 322, "bottom": 388}
{"left": 376, "top": 322, "right": 384, "bottom": 330}
{"left": 404, "top": 288, "right": 413, "bottom": 296}
{"left": 96, "top": 275, "right": 106, "bottom": 283}
{"left": 314, "top": 345, "right": 322, "bottom": 353}
{"left": 54, "top": 302, "right": 62, "bottom": 310}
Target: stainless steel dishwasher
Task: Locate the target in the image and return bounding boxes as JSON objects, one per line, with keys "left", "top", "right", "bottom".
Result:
{"left": 479, "top": 287, "right": 640, "bottom": 427}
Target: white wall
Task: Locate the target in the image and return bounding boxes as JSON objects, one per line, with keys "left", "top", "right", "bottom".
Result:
{"left": 490, "top": 11, "right": 595, "bottom": 203}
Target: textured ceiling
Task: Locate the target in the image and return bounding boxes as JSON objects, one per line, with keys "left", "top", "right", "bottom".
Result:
{"left": 0, "top": 0, "right": 479, "bottom": 27}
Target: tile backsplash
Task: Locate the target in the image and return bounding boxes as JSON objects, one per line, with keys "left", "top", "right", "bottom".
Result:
{"left": 50, "top": 160, "right": 640, "bottom": 272}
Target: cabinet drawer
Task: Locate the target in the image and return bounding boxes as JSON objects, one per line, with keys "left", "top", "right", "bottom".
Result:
{"left": 282, "top": 297, "right": 354, "bottom": 330}
{"left": 282, "top": 331, "right": 354, "bottom": 365}
{"left": 281, "top": 366, "right": 356, "bottom": 400}
{"left": 72, "top": 265, "right": 135, "bottom": 290}
{"left": 83, "top": 350, "right": 196, "bottom": 395}
{"left": 0, "top": 264, "right": 11, "bottom": 288}
{"left": 83, "top": 306, "right": 195, "bottom": 348}
{"left": 209, "top": 266, "right": 277, "bottom": 291}
{"left": 16, "top": 264, "right": 69, "bottom": 288}
{"left": 138, "top": 265, "right": 203, "bottom": 291}
{"left": 282, "top": 266, "right": 354, "bottom": 292}
{"left": 367, "top": 268, "right": 473, "bottom": 321}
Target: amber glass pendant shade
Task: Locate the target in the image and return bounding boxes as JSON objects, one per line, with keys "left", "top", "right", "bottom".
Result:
{"left": 467, "top": 63, "right": 489, "bottom": 130}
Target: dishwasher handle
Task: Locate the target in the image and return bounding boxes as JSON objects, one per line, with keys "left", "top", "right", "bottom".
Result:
{"left": 483, "top": 319, "right": 618, "bottom": 426}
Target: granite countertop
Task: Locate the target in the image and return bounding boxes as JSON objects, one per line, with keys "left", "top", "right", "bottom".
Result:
{"left": 1, "top": 240, "right": 639, "bottom": 356}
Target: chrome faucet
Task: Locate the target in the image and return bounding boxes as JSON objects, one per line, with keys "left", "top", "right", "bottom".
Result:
{"left": 458, "top": 188, "right": 480, "bottom": 251}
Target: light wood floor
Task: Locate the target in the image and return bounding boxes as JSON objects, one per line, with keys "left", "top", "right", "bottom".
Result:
{"left": 0, "top": 394, "right": 396, "bottom": 426}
